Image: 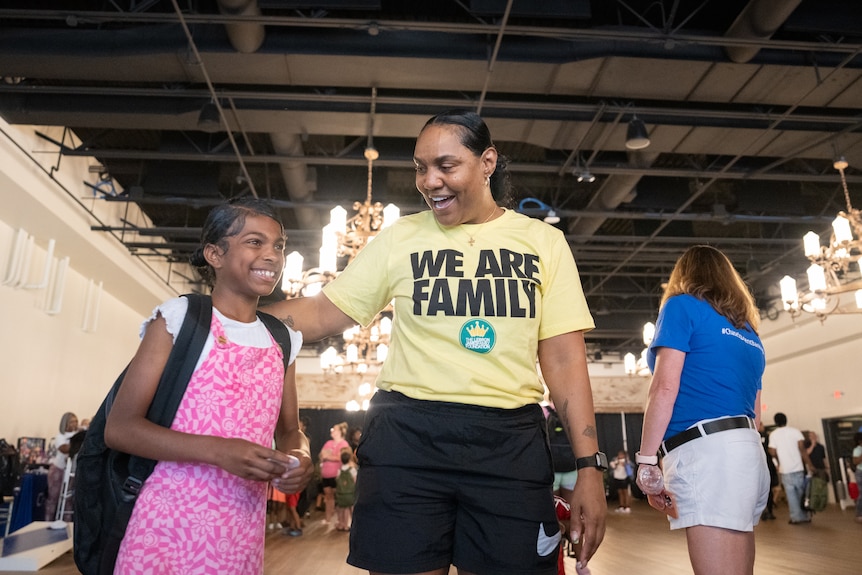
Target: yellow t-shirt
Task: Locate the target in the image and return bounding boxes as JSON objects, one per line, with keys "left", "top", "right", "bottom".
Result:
{"left": 322, "top": 209, "right": 594, "bottom": 408}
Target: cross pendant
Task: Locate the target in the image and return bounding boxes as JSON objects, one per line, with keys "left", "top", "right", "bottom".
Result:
{"left": 468, "top": 237, "right": 476, "bottom": 246}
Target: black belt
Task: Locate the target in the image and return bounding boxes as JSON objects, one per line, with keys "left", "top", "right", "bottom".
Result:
{"left": 659, "top": 416, "right": 755, "bottom": 457}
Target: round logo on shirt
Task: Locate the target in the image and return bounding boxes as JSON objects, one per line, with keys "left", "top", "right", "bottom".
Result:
{"left": 459, "top": 319, "right": 496, "bottom": 354}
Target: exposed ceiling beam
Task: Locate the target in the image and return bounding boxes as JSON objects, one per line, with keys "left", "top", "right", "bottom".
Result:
{"left": 1, "top": 9, "right": 861, "bottom": 57}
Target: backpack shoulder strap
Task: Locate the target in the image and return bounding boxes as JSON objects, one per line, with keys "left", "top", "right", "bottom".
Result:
{"left": 257, "top": 310, "right": 292, "bottom": 373}
{"left": 145, "top": 293, "right": 212, "bottom": 424}
{"left": 128, "top": 293, "right": 212, "bottom": 478}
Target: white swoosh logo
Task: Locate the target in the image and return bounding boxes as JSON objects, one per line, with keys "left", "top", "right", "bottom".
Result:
{"left": 536, "top": 522, "right": 561, "bottom": 557}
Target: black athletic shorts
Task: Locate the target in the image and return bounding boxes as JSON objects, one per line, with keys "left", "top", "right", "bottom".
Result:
{"left": 321, "top": 476, "right": 337, "bottom": 489}
{"left": 347, "top": 390, "right": 561, "bottom": 575}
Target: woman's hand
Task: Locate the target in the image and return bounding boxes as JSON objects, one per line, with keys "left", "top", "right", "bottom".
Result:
{"left": 645, "top": 491, "right": 679, "bottom": 518}
{"left": 568, "top": 467, "right": 607, "bottom": 568}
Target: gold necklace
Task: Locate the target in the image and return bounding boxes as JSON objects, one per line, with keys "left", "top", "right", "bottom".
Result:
{"left": 466, "top": 205, "right": 500, "bottom": 246}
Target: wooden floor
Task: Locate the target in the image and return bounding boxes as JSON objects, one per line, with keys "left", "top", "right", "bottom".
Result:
{"left": 19, "top": 499, "right": 862, "bottom": 575}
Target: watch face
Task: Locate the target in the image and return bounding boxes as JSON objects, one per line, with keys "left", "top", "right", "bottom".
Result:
{"left": 577, "top": 452, "right": 608, "bottom": 470}
{"left": 597, "top": 452, "right": 608, "bottom": 469}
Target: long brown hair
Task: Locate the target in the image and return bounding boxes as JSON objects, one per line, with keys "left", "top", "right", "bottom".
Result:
{"left": 661, "top": 245, "right": 760, "bottom": 332}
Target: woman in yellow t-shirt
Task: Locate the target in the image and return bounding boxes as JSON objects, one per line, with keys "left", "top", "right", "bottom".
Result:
{"left": 265, "top": 110, "right": 606, "bottom": 575}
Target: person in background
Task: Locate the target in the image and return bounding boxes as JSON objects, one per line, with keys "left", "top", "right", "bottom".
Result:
{"left": 851, "top": 432, "right": 862, "bottom": 523}
{"left": 758, "top": 421, "right": 778, "bottom": 521}
{"left": 804, "top": 430, "right": 829, "bottom": 481}
{"left": 348, "top": 427, "right": 362, "bottom": 455}
{"left": 609, "top": 450, "right": 633, "bottom": 513}
{"left": 636, "top": 245, "right": 769, "bottom": 575}
{"left": 335, "top": 448, "right": 358, "bottom": 532}
{"left": 283, "top": 488, "right": 304, "bottom": 537}
{"left": 104, "top": 197, "right": 312, "bottom": 574}
{"left": 263, "top": 110, "right": 606, "bottom": 575}
{"left": 319, "top": 422, "right": 350, "bottom": 526}
{"left": 45, "top": 411, "right": 78, "bottom": 521}
{"left": 545, "top": 400, "right": 579, "bottom": 503}
{"left": 768, "top": 412, "right": 813, "bottom": 525}
{"left": 296, "top": 416, "right": 314, "bottom": 520}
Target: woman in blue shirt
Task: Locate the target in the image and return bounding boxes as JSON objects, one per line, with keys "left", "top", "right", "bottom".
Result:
{"left": 635, "top": 245, "right": 769, "bottom": 575}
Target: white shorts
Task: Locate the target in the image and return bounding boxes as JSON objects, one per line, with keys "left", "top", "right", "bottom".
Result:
{"left": 554, "top": 470, "right": 578, "bottom": 491}
{"left": 662, "top": 417, "right": 769, "bottom": 532}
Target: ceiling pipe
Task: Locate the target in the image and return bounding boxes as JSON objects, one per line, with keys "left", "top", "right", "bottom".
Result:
{"left": 270, "top": 132, "right": 319, "bottom": 230}
{"left": 724, "top": 0, "right": 803, "bottom": 63}
{"left": 568, "top": 150, "right": 660, "bottom": 240}
{"left": 215, "top": 0, "right": 319, "bottom": 230}
{"left": 216, "top": 0, "right": 265, "bottom": 54}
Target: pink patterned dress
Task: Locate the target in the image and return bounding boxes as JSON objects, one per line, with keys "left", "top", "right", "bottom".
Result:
{"left": 114, "top": 313, "right": 285, "bottom": 575}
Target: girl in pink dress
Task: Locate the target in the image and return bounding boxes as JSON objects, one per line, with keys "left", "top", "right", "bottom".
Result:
{"left": 105, "top": 198, "right": 314, "bottom": 574}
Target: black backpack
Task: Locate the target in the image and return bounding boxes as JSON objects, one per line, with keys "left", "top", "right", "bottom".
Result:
{"left": 0, "top": 438, "right": 20, "bottom": 497}
{"left": 546, "top": 407, "right": 576, "bottom": 472}
{"left": 73, "top": 294, "right": 292, "bottom": 575}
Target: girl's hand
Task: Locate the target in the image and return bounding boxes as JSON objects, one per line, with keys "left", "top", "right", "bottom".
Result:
{"left": 216, "top": 438, "right": 297, "bottom": 481}
{"left": 272, "top": 449, "right": 314, "bottom": 494}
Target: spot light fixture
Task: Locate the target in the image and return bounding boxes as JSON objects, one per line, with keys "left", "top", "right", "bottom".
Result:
{"left": 577, "top": 169, "right": 595, "bottom": 183}
{"left": 517, "top": 197, "right": 560, "bottom": 224}
{"left": 544, "top": 209, "right": 560, "bottom": 224}
{"left": 197, "top": 101, "right": 221, "bottom": 133}
{"left": 625, "top": 115, "right": 651, "bottom": 150}
{"left": 573, "top": 153, "right": 596, "bottom": 183}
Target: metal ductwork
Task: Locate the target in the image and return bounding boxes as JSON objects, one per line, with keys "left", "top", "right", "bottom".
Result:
{"left": 217, "top": 0, "right": 265, "bottom": 54}
{"left": 724, "top": 0, "right": 803, "bottom": 63}
{"left": 270, "top": 132, "right": 320, "bottom": 229}
{"left": 217, "top": 1, "right": 318, "bottom": 230}
{"left": 568, "top": 151, "right": 660, "bottom": 239}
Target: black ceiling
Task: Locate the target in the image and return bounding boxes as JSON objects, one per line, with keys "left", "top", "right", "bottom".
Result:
{"left": 2, "top": 0, "right": 861, "bottom": 355}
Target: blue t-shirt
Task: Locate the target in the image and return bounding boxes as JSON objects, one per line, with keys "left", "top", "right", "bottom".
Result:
{"left": 646, "top": 294, "right": 765, "bottom": 437}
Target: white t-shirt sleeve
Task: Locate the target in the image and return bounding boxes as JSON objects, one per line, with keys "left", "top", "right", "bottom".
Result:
{"left": 286, "top": 327, "right": 302, "bottom": 366}
{"left": 140, "top": 296, "right": 302, "bottom": 366}
{"left": 140, "top": 296, "right": 188, "bottom": 342}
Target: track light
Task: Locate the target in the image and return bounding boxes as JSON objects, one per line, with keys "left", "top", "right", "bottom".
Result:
{"left": 573, "top": 152, "right": 596, "bottom": 183}
{"left": 197, "top": 102, "right": 221, "bottom": 133}
{"left": 626, "top": 116, "right": 650, "bottom": 150}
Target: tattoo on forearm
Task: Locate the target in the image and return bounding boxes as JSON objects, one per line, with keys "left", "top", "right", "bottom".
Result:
{"left": 555, "top": 399, "right": 596, "bottom": 441}
{"left": 280, "top": 315, "right": 295, "bottom": 328}
{"left": 559, "top": 399, "right": 571, "bottom": 435}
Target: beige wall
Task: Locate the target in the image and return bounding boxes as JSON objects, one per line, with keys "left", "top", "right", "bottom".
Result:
{"left": 759, "top": 303, "right": 862, "bottom": 434}
{"left": 0, "top": 239, "right": 142, "bottom": 439}
{"left": 0, "top": 120, "right": 179, "bottom": 441}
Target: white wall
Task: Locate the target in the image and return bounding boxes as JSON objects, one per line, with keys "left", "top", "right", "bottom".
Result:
{"left": 0, "top": 120, "right": 183, "bottom": 442}
{"left": 0, "top": 233, "right": 141, "bottom": 439}
{"left": 759, "top": 300, "right": 862, "bottom": 435}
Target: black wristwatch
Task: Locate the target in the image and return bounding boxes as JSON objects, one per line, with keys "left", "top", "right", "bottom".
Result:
{"left": 575, "top": 451, "right": 608, "bottom": 471}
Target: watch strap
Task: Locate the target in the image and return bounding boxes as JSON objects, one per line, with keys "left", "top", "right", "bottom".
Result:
{"left": 575, "top": 451, "right": 608, "bottom": 470}
{"left": 635, "top": 451, "right": 659, "bottom": 465}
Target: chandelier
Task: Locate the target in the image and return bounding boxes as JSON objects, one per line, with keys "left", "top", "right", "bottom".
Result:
{"left": 779, "top": 157, "right": 862, "bottom": 319}
{"left": 281, "top": 92, "right": 399, "bottom": 380}
{"left": 624, "top": 321, "right": 654, "bottom": 377}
